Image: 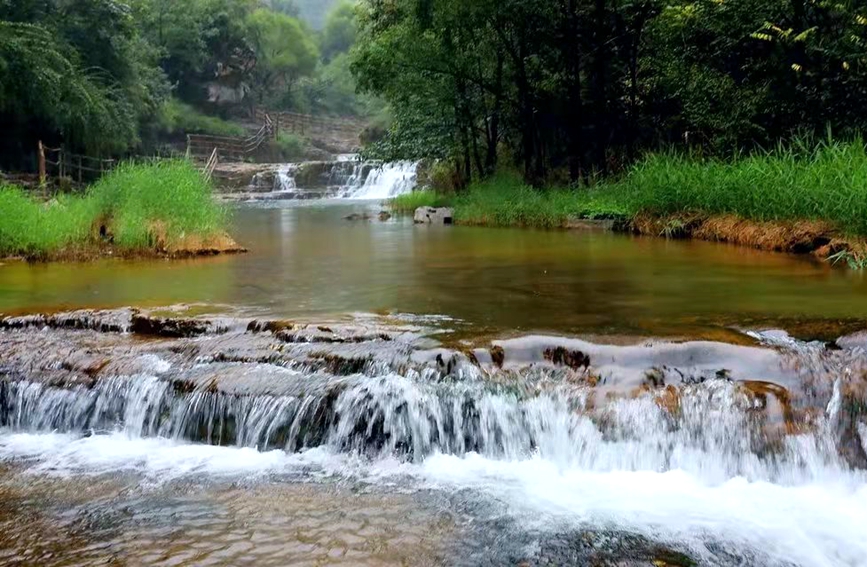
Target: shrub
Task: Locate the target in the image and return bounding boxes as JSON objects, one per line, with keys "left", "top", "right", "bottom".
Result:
{"left": 156, "top": 99, "right": 246, "bottom": 138}
{"left": 273, "top": 133, "right": 308, "bottom": 161}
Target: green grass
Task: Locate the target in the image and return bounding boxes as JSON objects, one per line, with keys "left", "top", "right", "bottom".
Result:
{"left": 274, "top": 133, "right": 308, "bottom": 161}
{"left": 388, "top": 190, "right": 452, "bottom": 212}
{"left": 608, "top": 138, "right": 867, "bottom": 235}
{"left": 0, "top": 161, "right": 226, "bottom": 258}
{"left": 157, "top": 99, "right": 246, "bottom": 138}
{"left": 441, "top": 139, "right": 867, "bottom": 235}
{"left": 452, "top": 172, "right": 626, "bottom": 228}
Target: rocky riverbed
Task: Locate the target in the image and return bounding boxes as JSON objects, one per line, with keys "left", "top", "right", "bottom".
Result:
{"left": 1, "top": 308, "right": 866, "bottom": 565}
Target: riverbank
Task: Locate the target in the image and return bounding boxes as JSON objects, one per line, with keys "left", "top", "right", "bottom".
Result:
{"left": 394, "top": 140, "right": 867, "bottom": 266}
{"left": 0, "top": 161, "right": 244, "bottom": 261}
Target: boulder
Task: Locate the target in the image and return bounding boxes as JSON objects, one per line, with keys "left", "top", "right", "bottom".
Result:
{"left": 414, "top": 207, "right": 454, "bottom": 225}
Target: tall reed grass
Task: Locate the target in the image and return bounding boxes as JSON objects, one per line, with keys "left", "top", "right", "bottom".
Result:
{"left": 610, "top": 139, "right": 867, "bottom": 235}
{"left": 0, "top": 161, "right": 226, "bottom": 258}
{"left": 452, "top": 172, "right": 626, "bottom": 228}
{"left": 388, "top": 190, "right": 452, "bottom": 212}
{"left": 448, "top": 139, "right": 867, "bottom": 235}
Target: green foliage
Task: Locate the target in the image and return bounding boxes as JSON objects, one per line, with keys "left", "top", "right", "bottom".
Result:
{"left": 300, "top": 53, "right": 386, "bottom": 117}
{"left": 274, "top": 132, "right": 308, "bottom": 160}
{"left": 453, "top": 173, "right": 627, "bottom": 228}
{"left": 155, "top": 99, "right": 246, "bottom": 137}
{"left": 291, "top": 0, "right": 340, "bottom": 30}
{"left": 88, "top": 161, "right": 226, "bottom": 248}
{"left": 130, "top": 0, "right": 255, "bottom": 104}
{"left": 0, "top": 21, "right": 148, "bottom": 158}
{"left": 246, "top": 8, "right": 319, "bottom": 105}
{"left": 388, "top": 190, "right": 451, "bottom": 212}
{"left": 609, "top": 139, "right": 867, "bottom": 236}
{"left": 320, "top": 1, "right": 357, "bottom": 62}
{"left": 445, "top": 139, "right": 867, "bottom": 237}
{"left": 0, "top": 183, "right": 96, "bottom": 257}
{"left": 352, "top": 0, "right": 867, "bottom": 184}
{"left": 0, "top": 162, "right": 225, "bottom": 257}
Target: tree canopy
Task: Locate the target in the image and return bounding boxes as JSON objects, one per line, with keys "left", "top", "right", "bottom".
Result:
{"left": 351, "top": 0, "right": 867, "bottom": 186}
{"left": 0, "top": 0, "right": 367, "bottom": 169}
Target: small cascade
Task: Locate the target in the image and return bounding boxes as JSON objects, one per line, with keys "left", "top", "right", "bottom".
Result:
{"left": 1, "top": 369, "right": 860, "bottom": 483}
{"left": 274, "top": 165, "right": 297, "bottom": 192}
{"left": 342, "top": 161, "right": 419, "bottom": 199}
{"left": 241, "top": 159, "right": 419, "bottom": 200}
{"left": 2, "top": 314, "right": 867, "bottom": 565}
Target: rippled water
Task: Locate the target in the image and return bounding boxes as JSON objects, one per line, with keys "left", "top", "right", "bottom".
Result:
{"left": 2, "top": 201, "right": 867, "bottom": 566}
{"left": 2, "top": 201, "right": 867, "bottom": 338}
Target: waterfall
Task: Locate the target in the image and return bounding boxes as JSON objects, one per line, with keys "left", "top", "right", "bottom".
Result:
{"left": 245, "top": 159, "right": 419, "bottom": 200}
{"left": 341, "top": 161, "right": 419, "bottom": 199}
{"left": 3, "top": 316, "right": 867, "bottom": 566}
{"left": 274, "top": 165, "right": 297, "bottom": 192}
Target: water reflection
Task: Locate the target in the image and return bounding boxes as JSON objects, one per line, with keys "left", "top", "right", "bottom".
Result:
{"left": 1, "top": 200, "right": 866, "bottom": 338}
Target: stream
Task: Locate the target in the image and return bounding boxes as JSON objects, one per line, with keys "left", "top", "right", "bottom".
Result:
{"left": 1, "top": 185, "right": 866, "bottom": 566}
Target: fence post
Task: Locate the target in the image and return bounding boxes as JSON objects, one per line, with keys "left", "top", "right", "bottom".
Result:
{"left": 78, "top": 156, "right": 83, "bottom": 183}
{"left": 37, "top": 141, "right": 46, "bottom": 186}
{"left": 59, "top": 146, "right": 65, "bottom": 179}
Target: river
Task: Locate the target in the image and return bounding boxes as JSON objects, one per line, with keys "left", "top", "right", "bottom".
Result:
{"left": 1, "top": 198, "right": 866, "bottom": 566}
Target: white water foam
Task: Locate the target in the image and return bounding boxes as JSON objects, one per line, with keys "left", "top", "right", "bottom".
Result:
{"left": 343, "top": 161, "right": 419, "bottom": 199}
{"left": 2, "top": 372, "right": 865, "bottom": 566}
{"left": 418, "top": 453, "right": 867, "bottom": 567}
{"left": 2, "top": 428, "right": 865, "bottom": 566}
{"left": 0, "top": 432, "right": 344, "bottom": 481}
{"left": 275, "top": 165, "right": 297, "bottom": 192}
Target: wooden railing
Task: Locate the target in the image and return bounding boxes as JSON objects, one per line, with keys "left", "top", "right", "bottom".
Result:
{"left": 253, "top": 108, "right": 365, "bottom": 139}
{"left": 202, "top": 148, "right": 219, "bottom": 181}
{"left": 36, "top": 141, "right": 219, "bottom": 189}
{"left": 186, "top": 114, "right": 274, "bottom": 161}
{"left": 39, "top": 142, "right": 118, "bottom": 184}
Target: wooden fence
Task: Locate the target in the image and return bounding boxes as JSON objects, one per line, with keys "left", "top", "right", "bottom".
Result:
{"left": 39, "top": 142, "right": 118, "bottom": 185}
{"left": 36, "top": 141, "right": 219, "bottom": 190}
{"left": 252, "top": 108, "right": 365, "bottom": 140}
{"left": 186, "top": 114, "right": 274, "bottom": 161}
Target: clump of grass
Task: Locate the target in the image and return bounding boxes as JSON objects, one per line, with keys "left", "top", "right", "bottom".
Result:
{"left": 453, "top": 172, "right": 627, "bottom": 228}
{"left": 0, "top": 185, "right": 95, "bottom": 257}
{"left": 88, "top": 161, "right": 226, "bottom": 248}
{"left": 388, "top": 190, "right": 452, "bottom": 212}
{"left": 273, "top": 133, "right": 308, "bottom": 161}
{"left": 156, "top": 99, "right": 246, "bottom": 138}
{"left": 610, "top": 138, "right": 867, "bottom": 235}
{"left": 0, "top": 161, "right": 226, "bottom": 258}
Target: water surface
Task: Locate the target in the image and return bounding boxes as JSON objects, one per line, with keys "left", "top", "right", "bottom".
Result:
{"left": 1, "top": 200, "right": 866, "bottom": 338}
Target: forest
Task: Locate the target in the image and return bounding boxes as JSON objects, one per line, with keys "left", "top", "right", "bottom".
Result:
{"left": 352, "top": 0, "right": 867, "bottom": 186}
{"left": 0, "top": 0, "right": 367, "bottom": 170}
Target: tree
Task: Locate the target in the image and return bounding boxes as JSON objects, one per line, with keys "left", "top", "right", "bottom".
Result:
{"left": 0, "top": 1, "right": 168, "bottom": 165}
{"left": 320, "top": 1, "right": 358, "bottom": 62}
{"left": 246, "top": 8, "right": 319, "bottom": 105}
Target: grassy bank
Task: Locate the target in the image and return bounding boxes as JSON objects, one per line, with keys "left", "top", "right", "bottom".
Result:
{"left": 612, "top": 140, "right": 867, "bottom": 236}
{"left": 0, "top": 161, "right": 233, "bottom": 260}
{"left": 389, "top": 190, "right": 453, "bottom": 213}
{"left": 396, "top": 140, "right": 867, "bottom": 231}
{"left": 391, "top": 140, "right": 867, "bottom": 263}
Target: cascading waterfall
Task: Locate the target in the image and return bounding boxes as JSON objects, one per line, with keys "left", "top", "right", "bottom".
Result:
{"left": 341, "top": 161, "right": 420, "bottom": 199}
{"left": 1, "top": 366, "right": 861, "bottom": 483}
{"left": 256, "top": 158, "right": 419, "bottom": 199}
{"left": 274, "top": 165, "right": 297, "bottom": 192}
{"left": 2, "top": 318, "right": 867, "bottom": 566}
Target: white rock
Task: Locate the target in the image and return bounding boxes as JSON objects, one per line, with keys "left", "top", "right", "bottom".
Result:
{"left": 414, "top": 207, "right": 454, "bottom": 225}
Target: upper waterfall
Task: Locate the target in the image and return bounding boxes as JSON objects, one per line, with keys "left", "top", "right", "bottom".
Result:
{"left": 340, "top": 160, "right": 420, "bottom": 200}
